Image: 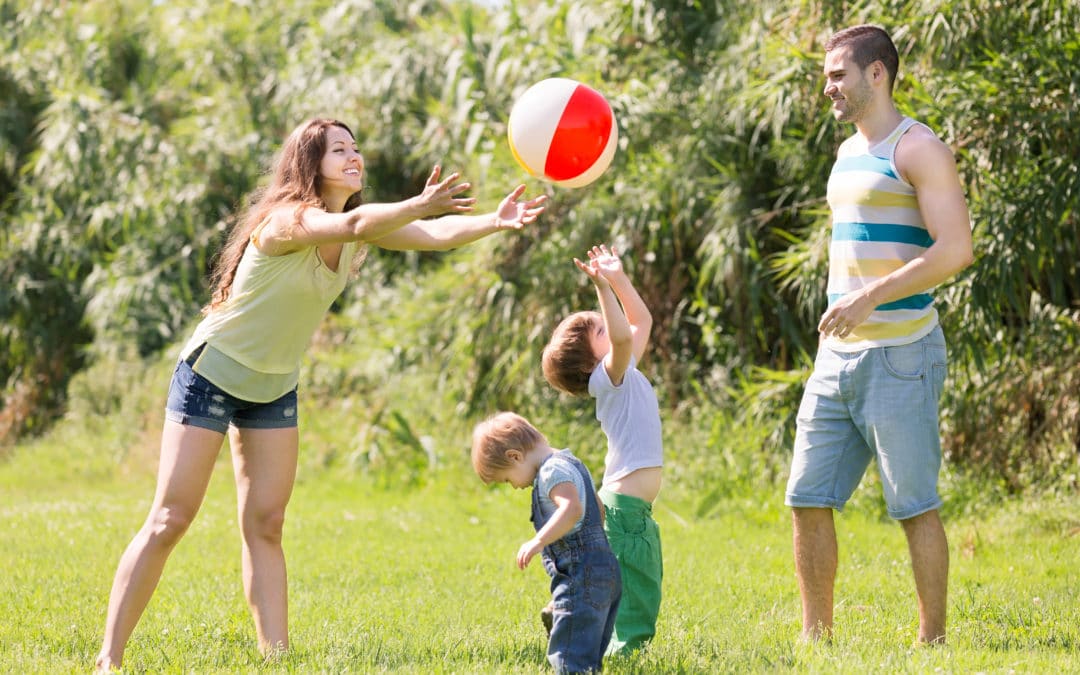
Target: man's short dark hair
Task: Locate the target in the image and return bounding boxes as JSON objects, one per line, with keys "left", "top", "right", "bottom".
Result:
{"left": 825, "top": 25, "right": 899, "bottom": 91}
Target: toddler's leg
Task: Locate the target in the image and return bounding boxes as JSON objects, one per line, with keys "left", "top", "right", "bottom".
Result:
{"left": 548, "top": 601, "right": 602, "bottom": 674}
{"left": 547, "top": 559, "right": 618, "bottom": 673}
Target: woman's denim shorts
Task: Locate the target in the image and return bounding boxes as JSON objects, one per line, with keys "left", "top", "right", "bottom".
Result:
{"left": 164, "top": 348, "right": 298, "bottom": 435}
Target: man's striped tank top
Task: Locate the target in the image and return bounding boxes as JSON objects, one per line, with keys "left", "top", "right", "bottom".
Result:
{"left": 824, "top": 116, "right": 938, "bottom": 351}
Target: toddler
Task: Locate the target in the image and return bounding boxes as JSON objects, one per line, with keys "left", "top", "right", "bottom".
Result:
{"left": 472, "top": 411, "right": 621, "bottom": 674}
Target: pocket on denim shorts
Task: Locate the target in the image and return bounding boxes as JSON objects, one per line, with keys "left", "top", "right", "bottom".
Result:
{"left": 169, "top": 359, "right": 229, "bottom": 419}
{"left": 881, "top": 342, "right": 925, "bottom": 380}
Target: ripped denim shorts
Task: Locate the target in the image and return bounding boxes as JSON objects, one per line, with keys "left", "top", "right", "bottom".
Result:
{"left": 164, "top": 345, "right": 298, "bottom": 434}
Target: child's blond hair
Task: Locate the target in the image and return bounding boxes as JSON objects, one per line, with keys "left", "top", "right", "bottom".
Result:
{"left": 471, "top": 412, "right": 547, "bottom": 483}
{"left": 541, "top": 310, "right": 602, "bottom": 397}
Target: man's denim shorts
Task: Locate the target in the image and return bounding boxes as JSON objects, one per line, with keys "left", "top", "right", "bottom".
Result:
{"left": 164, "top": 347, "right": 298, "bottom": 435}
{"left": 785, "top": 325, "right": 947, "bottom": 520}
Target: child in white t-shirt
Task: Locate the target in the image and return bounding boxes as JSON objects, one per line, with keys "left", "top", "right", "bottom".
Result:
{"left": 541, "top": 244, "right": 664, "bottom": 655}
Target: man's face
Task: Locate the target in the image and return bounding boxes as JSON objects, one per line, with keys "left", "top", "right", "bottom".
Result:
{"left": 823, "top": 46, "right": 874, "bottom": 123}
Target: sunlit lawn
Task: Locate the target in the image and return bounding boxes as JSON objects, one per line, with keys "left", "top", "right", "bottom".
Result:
{"left": 3, "top": 434, "right": 1080, "bottom": 673}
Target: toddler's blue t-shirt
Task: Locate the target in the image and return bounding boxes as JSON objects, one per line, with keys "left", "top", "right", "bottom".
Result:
{"left": 535, "top": 450, "right": 588, "bottom": 535}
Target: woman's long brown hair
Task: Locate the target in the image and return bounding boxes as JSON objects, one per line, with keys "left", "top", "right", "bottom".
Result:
{"left": 204, "top": 118, "right": 365, "bottom": 312}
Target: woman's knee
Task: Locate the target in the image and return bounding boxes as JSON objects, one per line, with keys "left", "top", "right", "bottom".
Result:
{"left": 145, "top": 505, "right": 197, "bottom": 548}
{"left": 241, "top": 507, "right": 287, "bottom": 544}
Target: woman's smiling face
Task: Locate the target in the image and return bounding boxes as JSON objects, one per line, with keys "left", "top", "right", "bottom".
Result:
{"left": 319, "top": 125, "right": 365, "bottom": 204}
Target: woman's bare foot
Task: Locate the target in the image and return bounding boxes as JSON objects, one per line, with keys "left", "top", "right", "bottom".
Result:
{"left": 262, "top": 642, "right": 288, "bottom": 664}
{"left": 94, "top": 654, "right": 120, "bottom": 673}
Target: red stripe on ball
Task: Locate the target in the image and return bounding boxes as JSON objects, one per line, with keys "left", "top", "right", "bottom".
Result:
{"left": 544, "top": 84, "right": 613, "bottom": 182}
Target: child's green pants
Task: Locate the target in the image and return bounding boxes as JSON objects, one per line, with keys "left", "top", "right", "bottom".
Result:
{"left": 599, "top": 487, "right": 663, "bottom": 655}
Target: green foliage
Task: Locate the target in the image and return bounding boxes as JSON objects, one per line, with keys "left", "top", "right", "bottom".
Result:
{"left": 944, "top": 298, "right": 1080, "bottom": 490}
{"left": 1, "top": 0, "right": 1077, "bottom": 488}
{"left": 900, "top": 0, "right": 1080, "bottom": 347}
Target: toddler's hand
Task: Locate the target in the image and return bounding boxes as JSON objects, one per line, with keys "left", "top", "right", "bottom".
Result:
{"left": 516, "top": 537, "right": 543, "bottom": 570}
{"left": 573, "top": 244, "right": 623, "bottom": 288}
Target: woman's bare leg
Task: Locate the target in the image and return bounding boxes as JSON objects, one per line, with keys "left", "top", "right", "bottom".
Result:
{"left": 95, "top": 421, "right": 224, "bottom": 671}
{"left": 229, "top": 425, "right": 298, "bottom": 656}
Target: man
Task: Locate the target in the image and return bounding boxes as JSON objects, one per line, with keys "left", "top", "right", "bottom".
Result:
{"left": 785, "top": 24, "right": 974, "bottom": 644}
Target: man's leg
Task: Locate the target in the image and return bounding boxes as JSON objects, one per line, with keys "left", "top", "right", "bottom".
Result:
{"left": 788, "top": 346, "right": 868, "bottom": 642}
{"left": 792, "top": 507, "right": 837, "bottom": 641}
{"left": 900, "top": 509, "right": 948, "bottom": 643}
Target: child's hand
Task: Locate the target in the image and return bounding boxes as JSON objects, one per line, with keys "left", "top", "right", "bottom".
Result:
{"left": 587, "top": 244, "right": 624, "bottom": 281}
{"left": 572, "top": 255, "right": 607, "bottom": 287}
{"left": 516, "top": 537, "right": 544, "bottom": 570}
{"left": 573, "top": 244, "right": 623, "bottom": 288}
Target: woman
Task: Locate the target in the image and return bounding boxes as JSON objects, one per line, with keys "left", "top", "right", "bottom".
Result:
{"left": 94, "top": 118, "right": 546, "bottom": 671}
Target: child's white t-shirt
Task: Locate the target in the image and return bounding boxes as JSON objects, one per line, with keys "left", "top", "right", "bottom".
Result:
{"left": 588, "top": 354, "right": 664, "bottom": 487}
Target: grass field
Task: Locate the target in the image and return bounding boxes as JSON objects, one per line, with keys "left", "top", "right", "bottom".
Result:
{"left": 3, "top": 417, "right": 1080, "bottom": 674}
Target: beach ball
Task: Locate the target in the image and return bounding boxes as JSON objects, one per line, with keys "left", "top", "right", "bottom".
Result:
{"left": 507, "top": 78, "right": 618, "bottom": 188}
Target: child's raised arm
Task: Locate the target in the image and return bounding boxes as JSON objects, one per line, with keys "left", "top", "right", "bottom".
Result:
{"left": 600, "top": 247, "right": 652, "bottom": 363}
{"left": 575, "top": 245, "right": 653, "bottom": 385}
{"left": 575, "top": 246, "right": 633, "bottom": 385}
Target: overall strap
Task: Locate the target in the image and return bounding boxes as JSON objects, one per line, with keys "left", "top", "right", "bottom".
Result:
{"left": 566, "top": 454, "right": 603, "bottom": 530}
{"left": 529, "top": 457, "right": 547, "bottom": 531}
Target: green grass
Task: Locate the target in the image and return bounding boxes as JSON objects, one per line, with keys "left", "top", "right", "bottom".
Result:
{"left": 3, "top": 350, "right": 1079, "bottom": 672}
{"left": 4, "top": 423, "right": 1080, "bottom": 674}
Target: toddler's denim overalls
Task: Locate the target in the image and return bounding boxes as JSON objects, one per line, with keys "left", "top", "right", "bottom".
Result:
{"left": 531, "top": 454, "right": 622, "bottom": 673}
